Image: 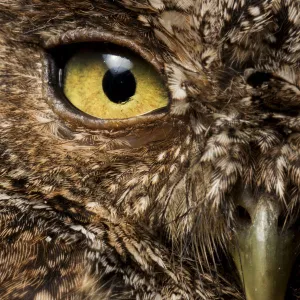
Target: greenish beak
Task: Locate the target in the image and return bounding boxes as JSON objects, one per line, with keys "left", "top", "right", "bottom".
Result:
{"left": 230, "top": 193, "right": 298, "bottom": 300}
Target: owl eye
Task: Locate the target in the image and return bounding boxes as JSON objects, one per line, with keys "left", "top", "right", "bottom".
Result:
{"left": 49, "top": 43, "right": 169, "bottom": 120}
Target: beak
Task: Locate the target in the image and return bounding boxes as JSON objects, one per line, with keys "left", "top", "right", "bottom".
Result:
{"left": 230, "top": 192, "right": 298, "bottom": 300}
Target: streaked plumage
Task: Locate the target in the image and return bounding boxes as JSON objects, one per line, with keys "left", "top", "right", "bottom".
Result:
{"left": 1, "top": 0, "right": 300, "bottom": 299}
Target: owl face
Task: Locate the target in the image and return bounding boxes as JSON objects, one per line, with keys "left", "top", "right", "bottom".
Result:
{"left": 1, "top": 0, "right": 300, "bottom": 299}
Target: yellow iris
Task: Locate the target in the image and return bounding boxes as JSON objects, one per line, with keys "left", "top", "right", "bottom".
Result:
{"left": 63, "top": 49, "right": 168, "bottom": 119}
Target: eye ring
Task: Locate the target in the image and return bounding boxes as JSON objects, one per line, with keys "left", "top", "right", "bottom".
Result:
{"left": 43, "top": 30, "right": 170, "bottom": 129}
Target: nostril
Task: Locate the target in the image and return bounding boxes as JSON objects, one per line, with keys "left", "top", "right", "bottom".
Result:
{"left": 277, "top": 213, "right": 287, "bottom": 229}
{"left": 235, "top": 205, "right": 252, "bottom": 225}
{"left": 278, "top": 212, "right": 300, "bottom": 231}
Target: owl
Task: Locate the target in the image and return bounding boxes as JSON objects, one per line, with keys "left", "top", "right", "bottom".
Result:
{"left": 1, "top": 0, "right": 300, "bottom": 299}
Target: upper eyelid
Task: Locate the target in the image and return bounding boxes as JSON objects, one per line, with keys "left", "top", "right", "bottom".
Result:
{"left": 44, "top": 28, "right": 164, "bottom": 73}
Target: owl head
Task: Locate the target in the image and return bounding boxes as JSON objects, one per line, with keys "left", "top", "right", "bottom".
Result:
{"left": 1, "top": 0, "right": 300, "bottom": 299}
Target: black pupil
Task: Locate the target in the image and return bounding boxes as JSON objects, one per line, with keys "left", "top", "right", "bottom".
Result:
{"left": 102, "top": 67, "right": 136, "bottom": 104}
